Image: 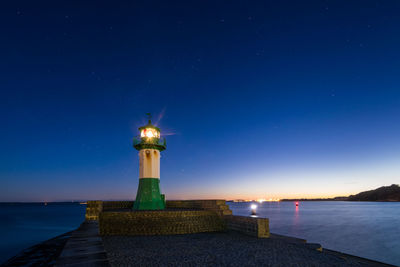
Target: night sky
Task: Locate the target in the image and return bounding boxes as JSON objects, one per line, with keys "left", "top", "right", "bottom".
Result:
{"left": 1, "top": 1, "right": 400, "bottom": 201}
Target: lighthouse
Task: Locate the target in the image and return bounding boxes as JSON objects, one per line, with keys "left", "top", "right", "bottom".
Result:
{"left": 132, "top": 114, "right": 166, "bottom": 210}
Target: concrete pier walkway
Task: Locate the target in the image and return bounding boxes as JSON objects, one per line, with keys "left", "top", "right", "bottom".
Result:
{"left": 55, "top": 221, "right": 109, "bottom": 267}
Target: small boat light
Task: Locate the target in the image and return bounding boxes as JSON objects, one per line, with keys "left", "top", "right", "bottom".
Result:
{"left": 251, "top": 204, "right": 257, "bottom": 215}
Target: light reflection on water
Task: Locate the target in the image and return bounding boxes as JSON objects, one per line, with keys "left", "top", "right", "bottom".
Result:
{"left": 228, "top": 201, "right": 400, "bottom": 266}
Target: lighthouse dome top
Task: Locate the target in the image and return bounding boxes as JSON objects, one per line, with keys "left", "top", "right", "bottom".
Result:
{"left": 138, "top": 120, "right": 160, "bottom": 132}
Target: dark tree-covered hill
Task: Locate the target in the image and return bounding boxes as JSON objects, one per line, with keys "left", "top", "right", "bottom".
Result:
{"left": 347, "top": 184, "right": 400, "bottom": 201}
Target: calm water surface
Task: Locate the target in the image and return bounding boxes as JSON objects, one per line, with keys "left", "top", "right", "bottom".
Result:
{"left": 228, "top": 201, "right": 400, "bottom": 266}
{"left": 0, "top": 203, "right": 86, "bottom": 264}
{"left": 0, "top": 202, "right": 399, "bottom": 266}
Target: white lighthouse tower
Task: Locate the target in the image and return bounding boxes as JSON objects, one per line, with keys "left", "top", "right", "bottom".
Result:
{"left": 132, "top": 114, "right": 166, "bottom": 210}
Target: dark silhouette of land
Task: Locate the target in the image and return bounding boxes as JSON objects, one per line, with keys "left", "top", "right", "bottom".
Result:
{"left": 281, "top": 184, "right": 400, "bottom": 202}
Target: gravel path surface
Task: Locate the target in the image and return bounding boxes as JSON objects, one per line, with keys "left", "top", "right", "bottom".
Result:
{"left": 103, "top": 231, "right": 387, "bottom": 267}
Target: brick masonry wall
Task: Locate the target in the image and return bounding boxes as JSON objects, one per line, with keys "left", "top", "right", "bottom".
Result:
{"left": 99, "top": 210, "right": 225, "bottom": 236}
{"left": 103, "top": 201, "right": 134, "bottom": 210}
{"left": 86, "top": 199, "right": 232, "bottom": 220}
{"left": 85, "top": 201, "right": 103, "bottom": 221}
{"left": 86, "top": 200, "right": 269, "bottom": 238}
{"left": 166, "top": 200, "right": 233, "bottom": 216}
{"left": 224, "top": 215, "right": 270, "bottom": 238}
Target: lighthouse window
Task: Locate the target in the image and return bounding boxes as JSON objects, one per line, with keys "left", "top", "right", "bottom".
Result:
{"left": 141, "top": 128, "right": 160, "bottom": 138}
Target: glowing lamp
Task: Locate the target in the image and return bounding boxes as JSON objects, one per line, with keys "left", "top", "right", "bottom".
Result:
{"left": 141, "top": 128, "right": 160, "bottom": 139}
{"left": 251, "top": 204, "right": 257, "bottom": 215}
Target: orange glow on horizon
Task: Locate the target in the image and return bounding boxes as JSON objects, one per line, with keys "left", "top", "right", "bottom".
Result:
{"left": 163, "top": 191, "right": 353, "bottom": 201}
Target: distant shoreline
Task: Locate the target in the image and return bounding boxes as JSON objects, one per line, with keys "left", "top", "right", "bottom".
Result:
{"left": 256, "top": 184, "right": 400, "bottom": 203}
{"left": 1, "top": 185, "right": 399, "bottom": 203}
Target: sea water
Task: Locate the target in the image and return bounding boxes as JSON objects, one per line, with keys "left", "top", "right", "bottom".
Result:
{"left": 0, "top": 202, "right": 86, "bottom": 264}
{"left": 228, "top": 201, "right": 400, "bottom": 266}
{"left": 0, "top": 202, "right": 399, "bottom": 266}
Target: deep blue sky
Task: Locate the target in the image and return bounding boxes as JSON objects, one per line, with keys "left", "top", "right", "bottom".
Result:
{"left": 1, "top": 1, "right": 400, "bottom": 201}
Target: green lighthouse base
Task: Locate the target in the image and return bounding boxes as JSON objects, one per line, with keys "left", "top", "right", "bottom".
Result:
{"left": 133, "top": 178, "right": 165, "bottom": 210}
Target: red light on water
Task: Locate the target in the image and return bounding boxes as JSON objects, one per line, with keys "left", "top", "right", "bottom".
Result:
{"left": 295, "top": 202, "right": 299, "bottom": 206}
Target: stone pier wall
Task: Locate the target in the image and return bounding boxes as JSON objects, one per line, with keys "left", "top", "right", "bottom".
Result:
{"left": 99, "top": 210, "right": 225, "bottom": 235}
{"left": 85, "top": 201, "right": 104, "bottom": 221}
{"left": 103, "top": 201, "right": 134, "bottom": 210}
{"left": 85, "top": 199, "right": 232, "bottom": 221}
{"left": 224, "top": 215, "right": 270, "bottom": 238}
{"left": 85, "top": 200, "right": 269, "bottom": 238}
{"left": 166, "top": 200, "right": 233, "bottom": 216}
